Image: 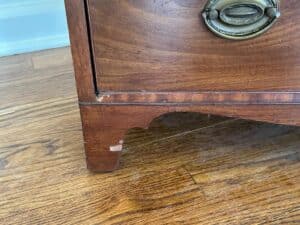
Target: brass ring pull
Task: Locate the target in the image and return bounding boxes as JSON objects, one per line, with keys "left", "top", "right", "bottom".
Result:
{"left": 202, "top": 0, "right": 280, "bottom": 40}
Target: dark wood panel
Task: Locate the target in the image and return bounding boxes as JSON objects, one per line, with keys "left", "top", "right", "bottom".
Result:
{"left": 65, "top": 0, "right": 96, "bottom": 101}
{"left": 80, "top": 104, "right": 300, "bottom": 171}
{"left": 88, "top": 0, "right": 300, "bottom": 92}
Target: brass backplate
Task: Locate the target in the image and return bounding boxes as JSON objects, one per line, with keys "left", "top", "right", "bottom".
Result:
{"left": 202, "top": 0, "right": 280, "bottom": 40}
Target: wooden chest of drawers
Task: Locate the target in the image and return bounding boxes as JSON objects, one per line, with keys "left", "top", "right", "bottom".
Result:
{"left": 65, "top": 0, "right": 300, "bottom": 172}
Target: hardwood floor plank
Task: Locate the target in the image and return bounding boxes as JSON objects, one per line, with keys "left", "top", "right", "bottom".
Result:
{"left": 0, "top": 47, "right": 299, "bottom": 224}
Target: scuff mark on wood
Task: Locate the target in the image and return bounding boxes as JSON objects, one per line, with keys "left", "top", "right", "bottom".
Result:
{"left": 110, "top": 140, "right": 124, "bottom": 152}
{"left": 97, "top": 94, "right": 111, "bottom": 103}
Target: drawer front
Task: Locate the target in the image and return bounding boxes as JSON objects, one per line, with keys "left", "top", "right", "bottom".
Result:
{"left": 87, "top": 0, "right": 300, "bottom": 92}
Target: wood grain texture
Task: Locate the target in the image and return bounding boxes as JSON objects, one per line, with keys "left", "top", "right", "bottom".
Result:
{"left": 94, "top": 91, "right": 300, "bottom": 105}
{"left": 0, "top": 48, "right": 300, "bottom": 224}
{"left": 88, "top": 0, "right": 300, "bottom": 92}
{"left": 81, "top": 104, "right": 300, "bottom": 171}
{"left": 64, "top": 0, "right": 300, "bottom": 126}
{"left": 65, "top": 0, "right": 97, "bottom": 101}
{"left": 65, "top": 0, "right": 300, "bottom": 172}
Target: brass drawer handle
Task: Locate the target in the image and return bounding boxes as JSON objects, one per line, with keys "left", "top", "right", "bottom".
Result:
{"left": 202, "top": 0, "right": 280, "bottom": 40}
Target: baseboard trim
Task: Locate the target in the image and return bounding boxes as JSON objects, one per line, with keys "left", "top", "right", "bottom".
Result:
{"left": 0, "top": 35, "right": 70, "bottom": 57}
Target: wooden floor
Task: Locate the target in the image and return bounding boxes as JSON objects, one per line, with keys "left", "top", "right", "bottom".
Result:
{"left": 0, "top": 47, "right": 299, "bottom": 225}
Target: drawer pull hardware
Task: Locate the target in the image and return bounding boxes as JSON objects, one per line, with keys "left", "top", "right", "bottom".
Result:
{"left": 202, "top": 0, "right": 280, "bottom": 40}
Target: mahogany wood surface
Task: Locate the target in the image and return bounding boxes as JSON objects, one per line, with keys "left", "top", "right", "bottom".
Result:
{"left": 94, "top": 91, "right": 300, "bottom": 105}
{"left": 81, "top": 104, "right": 300, "bottom": 171}
{"left": 65, "top": 0, "right": 300, "bottom": 171}
{"left": 65, "top": 0, "right": 96, "bottom": 101}
{"left": 88, "top": 0, "right": 300, "bottom": 92}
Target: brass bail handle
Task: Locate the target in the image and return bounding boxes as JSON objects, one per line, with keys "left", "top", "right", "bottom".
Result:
{"left": 202, "top": 0, "right": 280, "bottom": 40}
